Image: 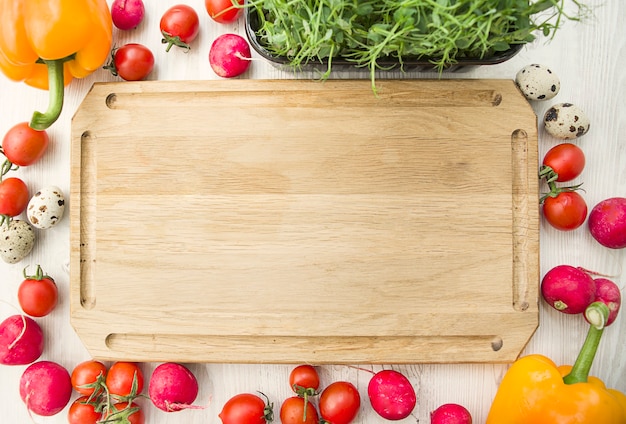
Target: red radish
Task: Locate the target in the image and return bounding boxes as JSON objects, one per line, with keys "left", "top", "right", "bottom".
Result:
{"left": 111, "top": 0, "right": 145, "bottom": 30}
{"left": 431, "top": 403, "right": 472, "bottom": 424}
{"left": 209, "top": 33, "right": 252, "bottom": 78}
{"left": 0, "top": 314, "right": 44, "bottom": 365}
{"left": 541, "top": 265, "right": 596, "bottom": 314}
{"left": 367, "top": 369, "right": 416, "bottom": 420}
{"left": 588, "top": 197, "right": 626, "bottom": 249}
{"left": 149, "top": 362, "right": 200, "bottom": 412}
{"left": 20, "top": 361, "right": 73, "bottom": 416}
{"left": 585, "top": 278, "right": 621, "bottom": 326}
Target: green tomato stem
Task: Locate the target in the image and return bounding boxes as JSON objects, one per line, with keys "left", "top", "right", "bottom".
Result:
{"left": 0, "top": 159, "right": 18, "bottom": 179}
{"left": 23, "top": 264, "right": 51, "bottom": 281}
{"left": 161, "top": 31, "right": 191, "bottom": 52}
{"left": 563, "top": 302, "right": 610, "bottom": 385}
{"left": 30, "top": 59, "right": 65, "bottom": 130}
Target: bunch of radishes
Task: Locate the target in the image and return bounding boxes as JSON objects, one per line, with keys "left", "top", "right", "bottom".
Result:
{"left": 108, "top": 0, "right": 252, "bottom": 81}
{"left": 542, "top": 265, "right": 622, "bottom": 326}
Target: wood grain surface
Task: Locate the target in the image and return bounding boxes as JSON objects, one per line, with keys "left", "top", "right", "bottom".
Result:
{"left": 0, "top": 0, "right": 624, "bottom": 422}
{"left": 70, "top": 79, "right": 538, "bottom": 363}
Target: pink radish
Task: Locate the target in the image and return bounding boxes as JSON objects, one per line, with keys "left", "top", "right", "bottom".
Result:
{"left": 111, "top": 0, "right": 145, "bottom": 30}
{"left": 0, "top": 314, "right": 44, "bottom": 365}
{"left": 149, "top": 362, "right": 200, "bottom": 412}
{"left": 585, "top": 278, "right": 621, "bottom": 326}
{"left": 20, "top": 361, "right": 72, "bottom": 416}
{"left": 431, "top": 403, "right": 472, "bottom": 424}
{"left": 367, "top": 369, "right": 416, "bottom": 420}
{"left": 209, "top": 33, "right": 252, "bottom": 78}
{"left": 541, "top": 265, "right": 596, "bottom": 314}
{"left": 588, "top": 197, "right": 626, "bottom": 249}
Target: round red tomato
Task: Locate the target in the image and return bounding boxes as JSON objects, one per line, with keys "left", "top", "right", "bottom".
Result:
{"left": 68, "top": 396, "right": 102, "bottom": 424}
{"left": 205, "top": 0, "right": 244, "bottom": 24}
{"left": 106, "top": 362, "right": 144, "bottom": 397}
{"left": 105, "top": 402, "right": 145, "bottom": 424}
{"left": 71, "top": 360, "right": 108, "bottom": 396}
{"left": 541, "top": 143, "right": 585, "bottom": 182}
{"left": 280, "top": 396, "right": 319, "bottom": 424}
{"left": 111, "top": 43, "right": 154, "bottom": 81}
{"left": 289, "top": 364, "right": 320, "bottom": 393}
{"left": 0, "top": 177, "right": 29, "bottom": 217}
{"left": 319, "top": 381, "right": 361, "bottom": 424}
{"left": 2, "top": 122, "right": 49, "bottom": 167}
{"left": 219, "top": 393, "right": 273, "bottom": 424}
{"left": 160, "top": 4, "right": 200, "bottom": 52}
{"left": 17, "top": 265, "right": 58, "bottom": 317}
{"left": 543, "top": 191, "right": 588, "bottom": 231}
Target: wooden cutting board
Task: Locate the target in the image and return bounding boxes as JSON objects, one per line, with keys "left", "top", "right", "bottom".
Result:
{"left": 70, "top": 79, "right": 539, "bottom": 364}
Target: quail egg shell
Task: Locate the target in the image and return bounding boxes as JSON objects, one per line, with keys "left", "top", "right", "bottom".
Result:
{"left": 544, "top": 103, "right": 590, "bottom": 139}
{"left": 27, "top": 186, "right": 66, "bottom": 229}
{"left": 0, "top": 219, "right": 35, "bottom": 264}
{"left": 515, "top": 64, "right": 560, "bottom": 101}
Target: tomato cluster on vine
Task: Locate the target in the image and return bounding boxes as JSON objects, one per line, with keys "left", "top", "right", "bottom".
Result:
{"left": 539, "top": 142, "right": 588, "bottom": 231}
{"left": 68, "top": 361, "right": 145, "bottom": 424}
{"left": 219, "top": 365, "right": 361, "bottom": 424}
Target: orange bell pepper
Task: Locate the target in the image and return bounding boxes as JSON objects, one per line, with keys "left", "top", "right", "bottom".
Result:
{"left": 0, "top": 0, "right": 112, "bottom": 130}
{"left": 487, "top": 302, "right": 626, "bottom": 423}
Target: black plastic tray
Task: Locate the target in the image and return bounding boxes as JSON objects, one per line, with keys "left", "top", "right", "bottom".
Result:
{"left": 245, "top": 7, "right": 523, "bottom": 73}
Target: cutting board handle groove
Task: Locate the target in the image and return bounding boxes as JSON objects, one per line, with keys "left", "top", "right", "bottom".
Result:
{"left": 511, "top": 128, "right": 538, "bottom": 313}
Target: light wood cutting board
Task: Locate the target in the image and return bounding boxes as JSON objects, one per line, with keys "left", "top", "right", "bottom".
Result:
{"left": 70, "top": 79, "right": 539, "bottom": 364}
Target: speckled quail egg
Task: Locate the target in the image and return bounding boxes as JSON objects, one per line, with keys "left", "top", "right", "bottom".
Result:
{"left": 27, "top": 186, "right": 66, "bottom": 229}
{"left": 544, "top": 103, "right": 590, "bottom": 139}
{"left": 515, "top": 64, "right": 560, "bottom": 101}
{"left": 0, "top": 219, "right": 35, "bottom": 264}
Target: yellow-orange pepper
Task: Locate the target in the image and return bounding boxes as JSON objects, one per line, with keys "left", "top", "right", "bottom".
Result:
{"left": 487, "top": 302, "right": 626, "bottom": 423}
{"left": 0, "top": 0, "right": 112, "bottom": 129}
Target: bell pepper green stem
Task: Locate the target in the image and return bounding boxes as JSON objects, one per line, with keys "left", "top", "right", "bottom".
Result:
{"left": 30, "top": 59, "right": 65, "bottom": 130}
{"left": 563, "top": 302, "right": 610, "bottom": 385}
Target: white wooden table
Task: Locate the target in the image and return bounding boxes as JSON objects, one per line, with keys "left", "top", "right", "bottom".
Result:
{"left": 1, "top": 1, "right": 624, "bottom": 422}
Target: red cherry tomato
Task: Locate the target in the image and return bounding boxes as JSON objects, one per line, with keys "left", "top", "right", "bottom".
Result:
{"left": 541, "top": 142, "right": 585, "bottom": 182}
{"left": 2, "top": 122, "right": 49, "bottom": 167}
{"left": 219, "top": 393, "right": 273, "bottom": 424}
{"left": 205, "top": 0, "right": 244, "bottom": 24}
{"left": 17, "top": 265, "right": 58, "bottom": 317}
{"left": 105, "top": 362, "right": 144, "bottom": 397}
{"left": 160, "top": 4, "right": 200, "bottom": 52}
{"left": 0, "top": 177, "right": 29, "bottom": 217}
{"left": 68, "top": 396, "right": 102, "bottom": 424}
{"left": 71, "top": 360, "right": 108, "bottom": 396}
{"left": 289, "top": 365, "right": 320, "bottom": 393}
{"left": 319, "top": 381, "right": 361, "bottom": 424}
{"left": 280, "top": 396, "right": 319, "bottom": 424}
{"left": 543, "top": 191, "right": 588, "bottom": 231}
{"left": 109, "top": 43, "right": 154, "bottom": 81}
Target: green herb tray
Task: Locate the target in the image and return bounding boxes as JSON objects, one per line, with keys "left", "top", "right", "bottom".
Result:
{"left": 245, "top": 7, "right": 523, "bottom": 74}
